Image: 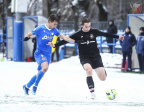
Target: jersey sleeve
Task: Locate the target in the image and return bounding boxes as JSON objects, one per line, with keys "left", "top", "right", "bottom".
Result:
{"left": 31, "top": 26, "right": 41, "bottom": 35}
{"left": 70, "top": 31, "right": 80, "bottom": 40}
{"left": 93, "top": 29, "right": 119, "bottom": 39}
{"left": 55, "top": 31, "right": 80, "bottom": 47}
{"left": 55, "top": 28, "right": 61, "bottom": 36}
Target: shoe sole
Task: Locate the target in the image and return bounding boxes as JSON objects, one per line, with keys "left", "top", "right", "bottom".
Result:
{"left": 31, "top": 91, "right": 36, "bottom": 95}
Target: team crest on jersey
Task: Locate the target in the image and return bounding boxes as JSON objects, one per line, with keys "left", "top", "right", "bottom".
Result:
{"left": 90, "top": 34, "right": 94, "bottom": 39}
{"left": 41, "top": 55, "right": 45, "bottom": 60}
{"left": 129, "top": 34, "right": 131, "bottom": 37}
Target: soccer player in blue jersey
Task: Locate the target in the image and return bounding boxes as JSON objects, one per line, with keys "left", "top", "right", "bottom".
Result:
{"left": 23, "top": 14, "right": 76, "bottom": 95}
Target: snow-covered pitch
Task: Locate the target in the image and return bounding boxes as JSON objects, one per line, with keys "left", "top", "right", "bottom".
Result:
{"left": 0, "top": 53, "right": 144, "bottom": 112}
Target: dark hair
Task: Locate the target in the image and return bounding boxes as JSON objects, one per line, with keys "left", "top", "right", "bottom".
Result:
{"left": 127, "top": 26, "right": 131, "bottom": 31}
{"left": 48, "top": 14, "right": 59, "bottom": 22}
{"left": 81, "top": 17, "right": 90, "bottom": 25}
{"left": 140, "top": 27, "right": 144, "bottom": 32}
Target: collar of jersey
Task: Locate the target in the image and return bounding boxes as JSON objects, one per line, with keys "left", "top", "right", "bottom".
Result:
{"left": 45, "top": 24, "right": 52, "bottom": 31}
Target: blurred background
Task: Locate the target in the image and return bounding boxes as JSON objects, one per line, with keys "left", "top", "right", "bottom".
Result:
{"left": 0, "top": 0, "right": 143, "bottom": 65}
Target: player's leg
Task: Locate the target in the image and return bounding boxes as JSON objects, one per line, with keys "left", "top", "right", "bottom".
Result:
{"left": 23, "top": 71, "right": 39, "bottom": 96}
{"left": 80, "top": 56, "right": 96, "bottom": 99}
{"left": 94, "top": 67, "right": 106, "bottom": 81}
{"left": 31, "top": 61, "right": 49, "bottom": 95}
{"left": 83, "top": 63, "right": 95, "bottom": 99}
{"left": 31, "top": 53, "right": 51, "bottom": 95}
{"left": 35, "top": 61, "right": 48, "bottom": 85}
{"left": 26, "top": 71, "right": 39, "bottom": 88}
{"left": 91, "top": 55, "right": 106, "bottom": 81}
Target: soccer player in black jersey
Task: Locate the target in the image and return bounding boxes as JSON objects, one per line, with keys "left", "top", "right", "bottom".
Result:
{"left": 49, "top": 17, "right": 124, "bottom": 99}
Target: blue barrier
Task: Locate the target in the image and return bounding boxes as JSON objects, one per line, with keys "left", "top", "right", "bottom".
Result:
{"left": 59, "top": 36, "right": 121, "bottom": 60}
{"left": 13, "top": 21, "right": 23, "bottom": 61}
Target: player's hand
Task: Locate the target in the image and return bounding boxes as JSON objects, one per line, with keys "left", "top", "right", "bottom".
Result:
{"left": 24, "top": 37, "right": 30, "bottom": 41}
{"left": 47, "top": 42, "right": 55, "bottom": 48}
{"left": 118, "top": 35, "right": 124, "bottom": 41}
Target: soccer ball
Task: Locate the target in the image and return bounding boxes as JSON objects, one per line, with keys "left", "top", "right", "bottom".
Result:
{"left": 106, "top": 89, "right": 117, "bottom": 100}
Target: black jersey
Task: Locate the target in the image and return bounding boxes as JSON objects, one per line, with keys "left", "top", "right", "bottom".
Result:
{"left": 56, "top": 28, "right": 119, "bottom": 56}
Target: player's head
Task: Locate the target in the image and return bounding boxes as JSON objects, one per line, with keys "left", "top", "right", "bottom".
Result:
{"left": 108, "top": 20, "right": 114, "bottom": 26}
{"left": 81, "top": 17, "right": 91, "bottom": 32}
{"left": 48, "top": 14, "right": 59, "bottom": 29}
{"left": 125, "top": 26, "right": 131, "bottom": 33}
{"left": 140, "top": 27, "right": 144, "bottom": 33}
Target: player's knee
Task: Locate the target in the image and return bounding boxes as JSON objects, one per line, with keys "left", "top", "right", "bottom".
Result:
{"left": 100, "top": 76, "right": 106, "bottom": 81}
{"left": 42, "top": 66, "right": 48, "bottom": 73}
{"left": 85, "top": 67, "right": 92, "bottom": 76}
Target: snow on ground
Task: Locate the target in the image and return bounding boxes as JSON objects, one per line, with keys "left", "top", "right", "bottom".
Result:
{"left": 0, "top": 53, "right": 144, "bottom": 112}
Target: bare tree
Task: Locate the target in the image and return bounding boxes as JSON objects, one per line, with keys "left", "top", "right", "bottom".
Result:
{"left": 96, "top": 0, "right": 108, "bottom": 21}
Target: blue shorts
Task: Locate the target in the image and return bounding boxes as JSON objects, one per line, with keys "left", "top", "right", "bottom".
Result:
{"left": 34, "top": 49, "right": 51, "bottom": 71}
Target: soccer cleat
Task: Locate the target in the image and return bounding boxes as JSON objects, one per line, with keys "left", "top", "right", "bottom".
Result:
{"left": 23, "top": 85, "right": 29, "bottom": 95}
{"left": 91, "top": 92, "right": 96, "bottom": 100}
{"left": 31, "top": 86, "right": 37, "bottom": 95}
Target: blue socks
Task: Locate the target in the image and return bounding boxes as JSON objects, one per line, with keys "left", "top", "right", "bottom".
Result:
{"left": 27, "top": 75, "right": 36, "bottom": 88}
{"left": 26, "top": 71, "right": 45, "bottom": 88}
{"left": 34, "top": 71, "right": 44, "bottom": 86}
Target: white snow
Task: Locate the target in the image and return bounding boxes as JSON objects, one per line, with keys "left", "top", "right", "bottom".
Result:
{"left": 0, "top": 53, "right": 144, "bottom": 112}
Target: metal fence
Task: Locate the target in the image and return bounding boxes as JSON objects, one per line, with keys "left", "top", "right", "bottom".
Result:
{"left": 58, "top": 20, "right": 127, "bottom": 32}
{"left": 58, "top": 21, "right": 126, "bottom": 59}
{"left": 0, "top": 20, "right": 126, "bottom": 60}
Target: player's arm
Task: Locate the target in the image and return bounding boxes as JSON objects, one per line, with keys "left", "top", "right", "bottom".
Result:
{"left": 48, "top": 33, "right": 81, "bottom": 47}
{"left": 95, "top": 29, "right": 124, "bottom": 41}
{"left": 24, "top": 32, "right": 33, "bottom": 41}
{"left": 58, "top": 34, "right": 75, "bottom": 43}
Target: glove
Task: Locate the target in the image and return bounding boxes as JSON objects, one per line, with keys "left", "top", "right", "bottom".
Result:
{"left": 24, "top": 37, "right": 30, "bottom": 41}
{"left": 75, "top": 40, "right": 84, "bottom": 44}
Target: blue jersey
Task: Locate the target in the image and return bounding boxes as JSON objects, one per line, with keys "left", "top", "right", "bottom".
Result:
{"left": 31, "top": 24, "right": 60, "bottom": 54}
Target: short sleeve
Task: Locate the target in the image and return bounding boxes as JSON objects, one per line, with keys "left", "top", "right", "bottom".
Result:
{"left": 31, "top": 26, "right": 41, "bottom": 35}
{"left": 55, "top": 28, "right": 60, "bottom": 36}
{"left": 69, "top": 31, "right": 80, "bottom": 40}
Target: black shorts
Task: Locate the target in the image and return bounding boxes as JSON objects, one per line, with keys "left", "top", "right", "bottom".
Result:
{"left": 79, "top": 55, "right": 104, "bottom": 69}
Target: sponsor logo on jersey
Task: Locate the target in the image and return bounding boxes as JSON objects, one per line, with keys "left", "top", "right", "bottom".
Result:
{"left": 87, "top": 40, "right": 90, "bottom": 44}
{"left": 42, "top": 35, "right": 53, "bottom": 41}
{"left": 81, "top": 40, "right": 95, "bottom": 45}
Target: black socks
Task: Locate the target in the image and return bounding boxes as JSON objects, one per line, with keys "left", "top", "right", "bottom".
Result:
{"left": 87, "top": 76, "right": 94, "bottom": 93}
